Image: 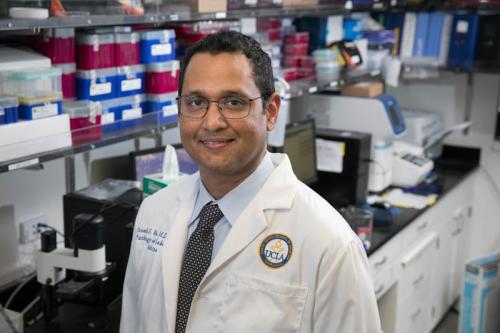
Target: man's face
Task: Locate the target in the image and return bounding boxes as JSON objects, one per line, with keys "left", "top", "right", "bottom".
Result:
{"left": 179, "top": 52, "right": 278, "bottom": 179}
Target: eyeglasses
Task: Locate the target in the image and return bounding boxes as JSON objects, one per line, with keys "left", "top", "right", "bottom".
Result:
{"left": 176, "top": 95, "right": 263, "bottom": 119}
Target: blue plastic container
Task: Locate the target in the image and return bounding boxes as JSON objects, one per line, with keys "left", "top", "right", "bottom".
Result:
{"left": 140, "top": 30, "right": 176, "bottom": 64}
{"left": 145, "top": 93, "right": 178, "bottom": 125}
{"left": 100, "top": 95, "right": 146, "bottom": 132}
{"left": 116, "top": 65, "right": 145, "bottom": 97}
{"left": 17, "top": 95, "right": 62, "bottom": 120}
{"left": 76, "top": 68, "right": 117, "bottom": 101}
{"left": 0, "top": 97, "right": 19, "bottom": 124}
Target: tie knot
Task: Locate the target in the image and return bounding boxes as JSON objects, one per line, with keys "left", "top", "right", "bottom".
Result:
{"left": 198, "top": 203, "right": 224, "bottom": 229}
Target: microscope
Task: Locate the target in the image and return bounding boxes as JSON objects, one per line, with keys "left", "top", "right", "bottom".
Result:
{"left": 36, "top": 213, "right": 115, "bottom": 320}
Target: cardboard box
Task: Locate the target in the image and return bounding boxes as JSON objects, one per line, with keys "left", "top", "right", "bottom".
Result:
{"left": 186, "top": 0, "right": 227, "bottom": 13}
{"left": 341, "top": 82, "right": 384, "bottom": 97}
{"left": 459, "top": 251, "right": 500, "bottom": 333}
{"left": 282, "top": 0, "right": 318, "bottom": 7}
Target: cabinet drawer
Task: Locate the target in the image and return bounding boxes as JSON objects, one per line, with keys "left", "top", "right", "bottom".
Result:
{"left": 398, "top": 298, "right": 429, "bottom": 333}
{"left": 369, "top": 236, "right": 401, "bottom": 278}
{"left": 399, "top": 233, "right": 437, "bottom": 300}
{"left": 401, "top": 210, "right": 435, "bottom": 249}
{"left": 373, "top": 265, "right": 396, "bottom": 300}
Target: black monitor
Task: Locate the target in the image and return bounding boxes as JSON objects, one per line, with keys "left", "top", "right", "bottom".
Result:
{"left": 129, "top": 145, "right": 199, "bottom": 181}
{"left": 282, "top": 119, "right": 318, "bottom": 185}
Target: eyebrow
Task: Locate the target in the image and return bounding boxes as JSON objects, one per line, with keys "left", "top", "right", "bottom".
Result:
{"left": 183, "top": 90, "right": 249, "bottom": 98}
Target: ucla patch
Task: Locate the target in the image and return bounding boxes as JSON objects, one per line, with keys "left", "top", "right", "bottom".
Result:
{"left": 259, "top": 234, "right": 293, "bottom": 268}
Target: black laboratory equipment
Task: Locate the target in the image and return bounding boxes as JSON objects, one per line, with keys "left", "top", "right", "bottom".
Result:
{"left": 311, "top": 128, "right": 371, "bottom": 208}
{"left": 63, "top": 179, "right": 142, "bottom": 305}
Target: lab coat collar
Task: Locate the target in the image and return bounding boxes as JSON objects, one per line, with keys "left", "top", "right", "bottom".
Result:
{"left": 162, "top": 153, "right": 297, "bottom": 332}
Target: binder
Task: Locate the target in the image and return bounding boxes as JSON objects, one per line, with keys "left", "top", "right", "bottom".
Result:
{"left": 425, "top": 12, "right": 445, "bottom": 59}
{"left": 439, "top": 14, "right": 453, "bottom": 65}
{"left": 401, "top": 12, "right": 417, "bottom": 59}
{"left": 413, "top": 12, "right": 430, "bottom": 57}
{"left": 382, "top": 12, "right": 405, "bottom": 55}
{"left": 447, "top": 14, "right": 480, "bottom": 69}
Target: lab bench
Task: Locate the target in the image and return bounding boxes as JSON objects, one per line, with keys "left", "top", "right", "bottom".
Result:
{"left": 368, "top": 145, "right": 480, "bottom": 333}
{"left": 21, "top": 145, "right": 480, "bottom": 333}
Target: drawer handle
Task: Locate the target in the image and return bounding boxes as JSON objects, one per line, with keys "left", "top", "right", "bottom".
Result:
{"left": 374, "top": 256, "right": 387, "bottom": 268}
{"left": 375, "top": 284, "right": 384, "bottom": 295}
{"left": 413, "top": 274, "right": 424, "bottom": 286}
{"left": 417, "top": 221, "right": 428, "bottom": 231}
{"left": 451, "top": 228, "right": 462, "bottom": 237}
{"left": 411, "top": 308, "right": 421, "bottom": 321}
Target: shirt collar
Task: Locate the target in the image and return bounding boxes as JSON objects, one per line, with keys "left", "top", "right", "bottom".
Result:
{"left": 190, "top": 152, "right": 275, "bottom": 227}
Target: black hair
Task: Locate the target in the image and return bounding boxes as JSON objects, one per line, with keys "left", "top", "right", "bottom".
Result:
{"left": 178, "top": 31, "right": 275, "bottom": 104}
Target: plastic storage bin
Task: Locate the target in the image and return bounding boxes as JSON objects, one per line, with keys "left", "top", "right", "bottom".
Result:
{"left": 76, "top": 33, "right": 115, "bottom": 70}
{"left": 55, "top": 63, "right": 76, "bottom": 99}
{"left": 284, "top": 32, "right": 309, "bottom": 44}
{"left": 31, "top": 28, "right": 75, "bottom": 64}
{"left": 284, "top": 43, "right": 308, "bottom": 56}
{"left": 316, "top": 61, "right": 340, "bottom": 84}
{"left": 0, "top": 96, "right": 18, "bottom": 124}
{"left": 63, "top": 100, "right": 102, "bottom": 144}
{"left": 115, "top": 32, "right": 140, "bottom": 66}
{"left": 140, "top": 30, "right": 176, "bottom": 64}
{"left": 76, "top": 68, "right": 117, "bottom": 101}
{"left": 1, "top": 67, "right": 62, "bottom": 98}
{"left": 17, "top": 94, "right": 62, "bottom": 120}
{"left": 145, "top": 92, "right": 178, "bottom": 125}
{"left": 116, "top": 65, "right": 145, "bottom": 97}
{"left": 145, "top": 61, "right": 179, "bottom": 94}
{"left": 100, "top": 95, "right": 146, "bottom": 132}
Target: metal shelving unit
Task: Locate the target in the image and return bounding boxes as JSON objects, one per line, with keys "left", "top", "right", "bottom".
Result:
{"left": 0, "top": 120, "right": 178, "bottom": 174}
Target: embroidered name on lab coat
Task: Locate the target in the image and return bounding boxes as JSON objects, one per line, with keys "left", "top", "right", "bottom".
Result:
{"left": 136, "top": 227, "right": 167, "bottom": 253}
{"left": 260, "top": 234, "right": 293, "bottom": 268}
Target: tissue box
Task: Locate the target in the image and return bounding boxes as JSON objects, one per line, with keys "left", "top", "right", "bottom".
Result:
{"left": 143, "top": 173, "right": 184, "bottom": 196}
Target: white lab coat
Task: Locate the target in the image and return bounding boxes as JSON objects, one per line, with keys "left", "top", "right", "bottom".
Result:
{"left": 120, "top": 153, "right": 381, "bottom": 333}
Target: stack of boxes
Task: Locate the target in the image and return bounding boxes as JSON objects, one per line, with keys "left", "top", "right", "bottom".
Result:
{"left": 141, "top": 29, "right": 179, "bottom": 126}
{"left": 282, "top": 32, "right": 314, "bottom": 81}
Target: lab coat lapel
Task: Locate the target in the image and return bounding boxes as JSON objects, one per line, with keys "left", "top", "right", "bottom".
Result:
{"left": 204, "top": 154, "right": 297, "bottom": 278}
{"left": 161, "top": 175, "right": 199, "bottom": 333}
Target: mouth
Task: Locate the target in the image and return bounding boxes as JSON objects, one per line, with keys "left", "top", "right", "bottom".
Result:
{"left": 199, "top": 138, "right": 236, "bottom": 149}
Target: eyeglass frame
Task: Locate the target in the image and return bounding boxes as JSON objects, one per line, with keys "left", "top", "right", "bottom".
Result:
{"left": 176, "top": 95, "right": 264, "bottom": 120}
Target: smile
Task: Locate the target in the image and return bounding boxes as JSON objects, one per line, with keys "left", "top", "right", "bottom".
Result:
{"left": 199, "top": 139, "right": 235, "bottom": 148}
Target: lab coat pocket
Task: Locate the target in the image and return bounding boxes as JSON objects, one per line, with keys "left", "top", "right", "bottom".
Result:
{"left": 220, "top": 273, "right": 308, "bottom": 333}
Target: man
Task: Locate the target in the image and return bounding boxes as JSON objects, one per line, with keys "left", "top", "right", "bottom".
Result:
{"left": 120, "top": 31, "right": 381, "bottom": 333}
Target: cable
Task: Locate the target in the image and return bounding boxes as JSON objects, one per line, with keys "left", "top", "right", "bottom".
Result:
{"left": 364, "top": 158, "right": 388, "bottom": 176}
{"left": 36, "top": 224, "right": 64, "bottom": 238}
{"left": 0, "top": 303, "right": 20, "bottom": 333}
{"left": 4, "top": 273, "right": 36, "bottom": 310}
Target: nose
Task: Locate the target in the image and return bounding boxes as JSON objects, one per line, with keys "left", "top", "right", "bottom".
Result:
{"left": 202, "top": 101, "right": 227, "bottom": 131}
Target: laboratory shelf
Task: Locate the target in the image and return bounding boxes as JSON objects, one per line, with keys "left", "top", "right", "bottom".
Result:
{"left": 0, "top": 4, "right": 349, "bottom": 32}
{"left": 286, "top": 68, "right": 382, "bottom": 99}
{"left": 0, "top": 119, "right": 178, "bottom": 174}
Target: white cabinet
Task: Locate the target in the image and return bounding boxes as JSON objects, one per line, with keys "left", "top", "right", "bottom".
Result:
{"left": 395, "top": 233, "right": 438, "bottom": 333}
{"left": 374, "top": 171, "right": 476, "bottom": 333}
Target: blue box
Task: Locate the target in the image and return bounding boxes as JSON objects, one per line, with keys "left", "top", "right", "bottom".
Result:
{"left": 0, "top": 96, "right": 18, "bottom": 124}
{"left": 140, "top": 30, "right": 176, "bottom": 64}
{"left": 17, "top": 96, "right": 62, "bottom": 120}
{"left": 116, "top": 65, "right": 145, "bottom": 97}
{"left": 100, "top": 95, "right": 146, "bottom": 132}
{"left": 76, "top": 68, "right": 117, "bottom": 101}
{"left": 344, "top": 18, "right": 363, "bottom": 41}
{"left": 145, "top": 93, "right": 178, "bottom": 125}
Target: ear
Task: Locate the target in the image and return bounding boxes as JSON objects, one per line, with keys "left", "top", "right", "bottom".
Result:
{"left": 265, "top": 92, "right": 281, "bottom": 132}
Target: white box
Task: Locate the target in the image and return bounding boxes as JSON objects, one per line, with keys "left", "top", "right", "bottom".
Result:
{"left": 0, "top": 114, "right": 71, "bottom": 162}
{"left": 459, "top": 251, "right": 500, "bottom": 333}
{"left": 0, "top": 46, "right": 51, "bottom": 71}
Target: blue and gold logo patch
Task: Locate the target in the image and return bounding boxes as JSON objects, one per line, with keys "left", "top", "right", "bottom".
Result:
{"left": 259, "top": 234, "right": 293, "bottom": 269}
